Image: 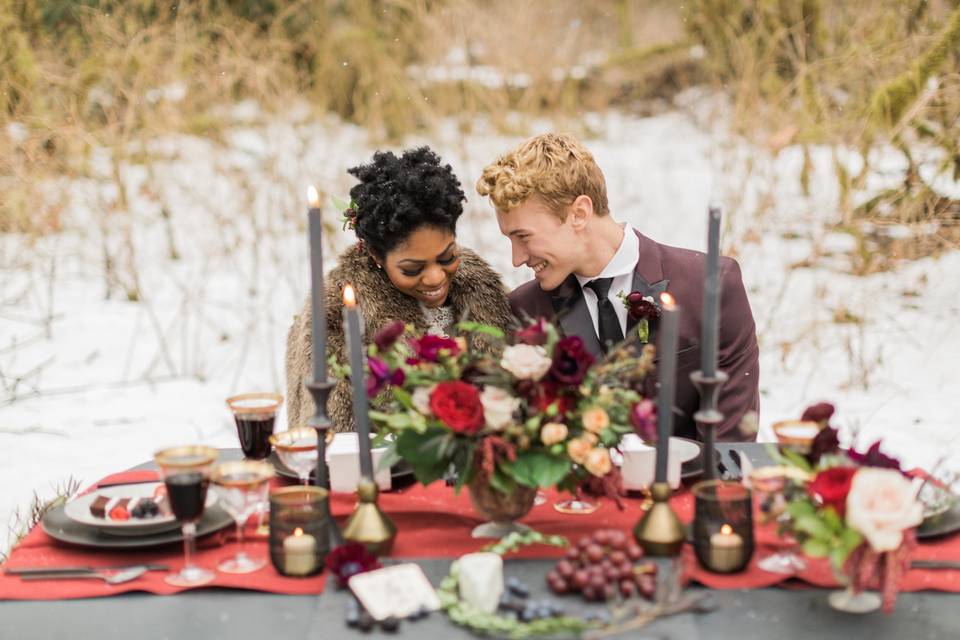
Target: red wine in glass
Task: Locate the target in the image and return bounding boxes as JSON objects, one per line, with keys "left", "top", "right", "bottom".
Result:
{"left": 165, "top": 472, "right": 210, "bottom": 522}
{"left": 234, "top": 415, "right": 275, "bottom": 460}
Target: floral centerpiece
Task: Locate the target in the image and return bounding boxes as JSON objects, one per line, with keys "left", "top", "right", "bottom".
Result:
{"left": 777, "top": 403, "right": 923, "bottom": 613}
{"left": 362, "top": 317, "right": 655, "bottom": 525}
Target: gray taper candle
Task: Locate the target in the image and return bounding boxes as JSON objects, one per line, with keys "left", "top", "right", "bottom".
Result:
{"left": 342, "top": 284, "right": 374, "bottom": 480}
{"left": 701, "top": 205, "right": 721, "bottom": 379}
{"left": 655, "top": 292, "right": 679, "bottom": 484}
{"left": 307, "top": 186, "right": 327, "bottom": 384}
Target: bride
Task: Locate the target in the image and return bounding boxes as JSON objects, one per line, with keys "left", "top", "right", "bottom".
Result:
{"left": 285, "top": 146, "right": 514, "bottom": 432}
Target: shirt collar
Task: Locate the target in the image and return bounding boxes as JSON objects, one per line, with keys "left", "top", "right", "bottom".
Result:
{"left": 575, "top": 223, "right": 639, "bottom": 286}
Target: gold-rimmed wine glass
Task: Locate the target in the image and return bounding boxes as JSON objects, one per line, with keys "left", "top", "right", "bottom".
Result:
{"left": 749, "top": 466, "right": 807, "bottom": 574}
{"left": 269, "top": 428, "right": 318, "bottom": 485}
{"left": 154, "top": 445, "right": 219, "bottom": 587}
{"left": 226, "top": 393, "right": 283, "bottom": 460}
{"left": 211, "top": 460, "right": 274, "bottom": 574}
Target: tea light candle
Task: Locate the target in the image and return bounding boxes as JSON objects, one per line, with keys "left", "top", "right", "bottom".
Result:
{"left": 708, "top": 524, "right": 744, "bottom": 572}
{"left": 283, "top": 527, "right": 317, "bottom": 576}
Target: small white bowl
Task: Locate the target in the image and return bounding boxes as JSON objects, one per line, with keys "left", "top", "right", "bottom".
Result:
{"left": 616, "top": 435, "right": 701, "bottom": 490}
{"left": 327, "top": 433, "right": 391, "bottom": 493}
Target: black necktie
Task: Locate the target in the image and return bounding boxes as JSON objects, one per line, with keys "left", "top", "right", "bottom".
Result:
{"left": 585, "top": 278, "right": 624, "bottom": 353}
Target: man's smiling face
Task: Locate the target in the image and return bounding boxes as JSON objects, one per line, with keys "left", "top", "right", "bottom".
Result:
{"left": 497, "top": 194, "right": 581, "bottom": 291}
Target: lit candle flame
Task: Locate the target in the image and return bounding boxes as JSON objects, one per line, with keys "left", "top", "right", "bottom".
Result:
{"left": 293, "top": 527, "right": 304, "bottom": 537}
{"left": 660, "top": 292, "right": 676, "bottom": 309}
{"left": 343, "top": 283, "right": 357, "bottom": 307}
{"left": 307, "top": 185, "right": 320, "bottom": 208}
{"left": 720, "top": 524, "right": 733, "bottom": 535}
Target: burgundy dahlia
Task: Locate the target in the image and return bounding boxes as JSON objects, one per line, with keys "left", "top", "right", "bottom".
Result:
{"left": 373, "top": 320, "right": 405, "bottom": 351}
{"left": 625, "top": 292, "right": 661, "bottom": 321}
{"left": 801, "top": 402, "right": 835, "bottom": 426}
{"left": 515, "top": 318, "right": 549, "bottom": 346}
{"left": 548, "top": 336, "right": 594, "bottom": 386}
{"left": 409, "top": 334, "right": 460, "bottom": 363}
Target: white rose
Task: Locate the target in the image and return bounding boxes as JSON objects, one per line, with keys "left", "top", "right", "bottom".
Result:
{"left": 479, "top": 386, "right": 520, "bottom": 431}
{"left": 846, "top": 468, "right": 923, "bottom": 552}
{"left": 500, "top": 344, "right": 552, "bottom": 381}
{"left": 412, "top": 385, "right": 435, "bottom": 416}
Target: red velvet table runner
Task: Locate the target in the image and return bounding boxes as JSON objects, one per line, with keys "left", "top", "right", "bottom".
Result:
{"left": 1, "top": 471, "right": 958, "bottom": 600}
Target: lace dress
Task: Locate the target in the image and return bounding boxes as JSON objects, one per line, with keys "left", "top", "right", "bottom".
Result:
{"left": 421, "top": 304, "right": 455, "bottom": 337}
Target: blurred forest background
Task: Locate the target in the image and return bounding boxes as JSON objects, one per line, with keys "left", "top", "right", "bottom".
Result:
{"left": 3, "top": 0, "right": 959, "bottom": 263}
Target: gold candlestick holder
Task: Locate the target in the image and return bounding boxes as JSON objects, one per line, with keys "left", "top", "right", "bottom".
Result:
{"left": 633, "top": 482, "right": 685, "bottom": 557}
{"left": 342, "top": 479, "right": 396, "bottom": 556}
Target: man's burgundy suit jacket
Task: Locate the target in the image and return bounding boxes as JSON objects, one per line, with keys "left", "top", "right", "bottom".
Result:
{"left": 508, "top": 230, "right": 760, "bottom": 442}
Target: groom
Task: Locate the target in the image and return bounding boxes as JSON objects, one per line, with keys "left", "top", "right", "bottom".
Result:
{"left": 476, "top": 133, "right": 759, "bottom": 442}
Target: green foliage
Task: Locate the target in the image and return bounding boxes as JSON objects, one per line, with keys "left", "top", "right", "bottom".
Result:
{"left": 509, "top": 452, "right": 572, "bottom": 489}
{"left": 438, "top": 530, "right": 587, "bottom": 639}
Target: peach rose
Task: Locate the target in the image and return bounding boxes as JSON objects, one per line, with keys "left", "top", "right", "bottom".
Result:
{"left": 500, "top": 344, "right": 552, "bottom": 381}
{"left": 584, "top": 448, "right": 612, "bottom": 477}
{"left": 581, "top": 407, "right": 610, "bottom": 434}
{"left": 540, "top": 422, "right": 568, "bottom": 446}
{"left": 846, "top": 468, "right": 923, "bottom": 552}
{"left": 566, "top": 437, "right": 594, "bottom": 465}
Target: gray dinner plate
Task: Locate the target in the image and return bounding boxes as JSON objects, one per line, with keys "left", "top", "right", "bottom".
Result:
{"left": 918, "top": 501, "right": 960, "bottom": 540}
{"left": 41, "top": 503, "right": 233, "bottom": 550}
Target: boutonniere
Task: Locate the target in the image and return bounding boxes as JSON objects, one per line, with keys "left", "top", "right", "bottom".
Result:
{"left": 619, "top": 291, "right": 661, "bottom": 343}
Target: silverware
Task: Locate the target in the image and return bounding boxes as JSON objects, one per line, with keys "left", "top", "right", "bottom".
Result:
{"left": 19, "top": 566, "right": 148, "bottom": 585}
{"left": 5, "top": 563, "right": 168, "bottom": 576}
{"left": 910, "top": 560, "right": 960, "bottom": 570}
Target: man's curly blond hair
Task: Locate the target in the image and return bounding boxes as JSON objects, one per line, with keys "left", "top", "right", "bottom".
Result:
{"left": 476, "top": 133, "right": 609, "bottom": 219}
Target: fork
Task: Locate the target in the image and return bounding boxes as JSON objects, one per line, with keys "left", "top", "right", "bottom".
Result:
{"left": 19, "top": 566, "right": 148, "bottom": 585}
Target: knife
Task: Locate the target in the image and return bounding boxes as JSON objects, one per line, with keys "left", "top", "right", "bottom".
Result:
{"left": 910, "top": 560, "right": 960, "bottom": 570}
{"left": 4, "top": 563, "right": 168, "bottom": 576}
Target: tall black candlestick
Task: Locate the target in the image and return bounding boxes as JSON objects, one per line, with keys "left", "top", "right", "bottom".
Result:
{"left": 307, "top": 186, "right": 327, "bottom": 384}
{"left": 702, "top": 205, "right": 721, "bottom": 379}
{"left": 342, "top": 284, "right": 374, "bottom": 480}
{"left": 655, "top": 292, "right": 679, "bottom": 484}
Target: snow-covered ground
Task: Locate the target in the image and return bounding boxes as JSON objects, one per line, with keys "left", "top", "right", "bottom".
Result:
{"left": 2, "top": 100, "right": 958, "bottom": 552}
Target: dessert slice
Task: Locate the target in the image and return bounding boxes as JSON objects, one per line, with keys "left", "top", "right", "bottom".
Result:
{"left": 89, "top": 495, "right": 111, "bottom": 519}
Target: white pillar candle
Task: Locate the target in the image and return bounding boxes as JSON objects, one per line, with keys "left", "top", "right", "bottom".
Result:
{"left": 283, "top": 527, "right": 317, "bottom": 576}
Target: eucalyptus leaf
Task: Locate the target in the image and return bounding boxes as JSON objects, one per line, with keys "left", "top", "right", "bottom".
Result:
{"left": 456, "top": 321, "right": 505, "bottom": 339}
{"left": 802, "top": 538, "right": 830, "bottom": 557}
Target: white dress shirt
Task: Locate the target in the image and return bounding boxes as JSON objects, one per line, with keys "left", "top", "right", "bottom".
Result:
{"left": 575, "top": 223, "right": 639, "bottom": 338}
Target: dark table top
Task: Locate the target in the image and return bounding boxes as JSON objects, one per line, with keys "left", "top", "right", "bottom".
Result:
{"left": 2, "top": 444, "right": 958, "bottom": 640}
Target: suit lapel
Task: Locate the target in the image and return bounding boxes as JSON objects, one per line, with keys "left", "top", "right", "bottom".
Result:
{"left": 549, "top": 275, "right": 604, "bottom": 358}
{"left": 625, "top": 231, "right": 669, "bottom": 346}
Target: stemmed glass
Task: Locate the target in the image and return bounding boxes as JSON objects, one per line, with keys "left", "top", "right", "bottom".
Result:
{"left": 227, "top": 392, "right": 282, "bottom": 536}
{"left": 749, "top": 466, "right": 807, "bottom": 574}
{"left": 269, "top": 428, "right": 318, "bottom": 485}
{"left": 211, "top": 460, "right": 274, "bottom": 574}
{"left": 154, "top": 446, "right": 219, "bottom": 587}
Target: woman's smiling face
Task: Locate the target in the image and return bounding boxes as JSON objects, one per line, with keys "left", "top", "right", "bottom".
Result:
{"left": 380, "top": 226, "right": 460, "bottom": 308}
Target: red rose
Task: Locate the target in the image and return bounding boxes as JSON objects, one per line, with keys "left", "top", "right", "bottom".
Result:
{"left": 429, "top": 381, "right": 484, "bottom": 434}
{"left": 409, "top": 334, "right": 460, "bottom": 362}
{"left": 808, "top": 466, "right": 857, "bottom": 516}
